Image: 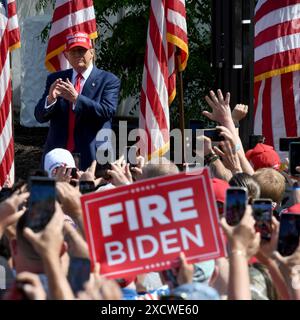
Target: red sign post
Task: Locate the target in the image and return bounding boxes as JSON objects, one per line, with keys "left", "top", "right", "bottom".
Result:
{"left": 81, "top": 168, "right": 226, "bottom": 279}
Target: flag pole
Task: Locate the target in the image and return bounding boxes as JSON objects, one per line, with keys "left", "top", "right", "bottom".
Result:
{"left": 176, "top": 48, "right": 186, "bottom": 170}
{"left": 9, "top": 52, "right": 15, "bottom": 185}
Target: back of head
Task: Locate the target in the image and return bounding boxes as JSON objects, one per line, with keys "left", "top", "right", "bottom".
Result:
{"left": 253, "top": 168, "right": 285, "bottom": 204}
{"left": 229, "top": 173, "right": 261, "bottom": 203}
{"left": 141, "top": 157, "right": 179, "bottom": 179}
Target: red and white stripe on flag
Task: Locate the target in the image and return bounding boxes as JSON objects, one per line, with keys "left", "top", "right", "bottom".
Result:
{"left": 254, "top": 0, "right": 300, "bottom": 148}
{"left": 0, "top": 0, "right": 20, "bottom": 187}
{"left": 45, "top": 0, "right": 98, "bottom": 72}
{"left": 139, "top": 0, "right": 188, "bottom": 159}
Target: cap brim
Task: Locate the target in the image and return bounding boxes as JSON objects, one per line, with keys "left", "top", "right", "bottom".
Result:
{"left": 66, "top": 43, "right": 92, "bottom": 51}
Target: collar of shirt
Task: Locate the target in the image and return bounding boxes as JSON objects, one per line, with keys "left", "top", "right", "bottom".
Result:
{"left": 71, "top": 63, "right": 94, "bottom": 90}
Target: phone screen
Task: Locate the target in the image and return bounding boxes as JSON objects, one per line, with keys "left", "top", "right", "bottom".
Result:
{"left": 252, "top": 200, "right": 272, "bottom": 241}
{"left": 279, "top": 137, "right": 300, "bottom": 152}
{"left": 72, "top": 153, "right": 81, "bottom": 169}
{"left": 161, "top": 269, "right": 178, "bottom": 289}
{"left": 95, "top": 162, "right": 112, "bottom": 179}
{"left": 204, "top": 129, "right": 225, "bottom": 142}
{"left": 278, "top": 214, "right": 300, "bottom": 256}
{"left": 67, "top": 257, "right": 91, "bottom": 294}
{"left": 289, "top": 142, "right": 300, "bottom": 176}
{"left": 26, "top": 177, "right": 56, "bottom": 232}
{"left": 225, "top": 188, "right": 247, "bottom": 226}
{"left": 79, "top": 181, "right": 95, "bottom": 194}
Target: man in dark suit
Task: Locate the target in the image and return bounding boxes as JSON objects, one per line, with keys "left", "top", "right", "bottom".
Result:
{"left": 35, "top": 32, "right": 121, "bottom": 170}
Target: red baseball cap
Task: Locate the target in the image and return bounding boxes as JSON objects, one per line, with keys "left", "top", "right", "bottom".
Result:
{"left": 281, "top": 203, "right": 300, "bottom": 215}
{"left": 245, "top": 143, "right": 281, "bottom": 171}
{"left": 65, "top": 32, "right": 92, "bottom": 51}
{"left": 212, "top": 178, "right": 229, "bottom": 204}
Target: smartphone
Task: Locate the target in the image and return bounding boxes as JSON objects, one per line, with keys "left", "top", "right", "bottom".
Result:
{"left": 124, "top": 146, "right": 138, "bottom": 167}
{"left": 189, "top": 119, "right": 206, "bottom": 131}
{"left": 95, "top": 162, "right": 112, "bottom": 180}
{"left": 67, "top": 257, "right": 91, "bottom": 294}
{"left": 278, "top": 213, "right": 300, "bottom": 256}
{"left": 26, "top": 177, "right": 56, "bottom": 232}
{"left": 289, "top": 142, "right": 300, "bottom": 176}
{"left": 204, "top": 128, "right": 225, "bottom": 142}
{"left": 70, "top": 167, "right": 78, "bottom": 179}
{"left": 249, "top": 135, "right": 265, "bottom": 149}
{"left": 225, "top": 187, "right": 248, "bottom": 226}
{"left": 252, "top": 199, "right": 273, "bottom": 241}
{"left": 161, "top": 269, "right": 178, "bottom": 289}
{"left": 279, "top": 137, "right": 300, "bottom": 152}
{"left": 79, "top": 181, "right": 95, "bottom": 194}
{"left": 72, "top": 153, "right": 81, "bottom": 169}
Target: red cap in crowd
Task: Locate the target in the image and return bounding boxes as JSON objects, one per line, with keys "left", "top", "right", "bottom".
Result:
{"left": 245, "top": 143, "right": 281, "bottom": 171}
{"left": 281, "top": 203, "right": 300, "bottom": 215}
{"left": 65, "top": 32, "right": 92, "bottom": 51}
{"left": 212, "top": 178, "right": 229, "bottom": 204}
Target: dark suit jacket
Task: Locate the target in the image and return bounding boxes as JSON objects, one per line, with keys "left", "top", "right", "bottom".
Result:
{"left": 34, "top": 66, "right": 120, "bottom": 170}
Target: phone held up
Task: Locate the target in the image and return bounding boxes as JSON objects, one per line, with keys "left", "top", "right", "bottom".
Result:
{"left": 289, "top": 142, "right": 300, "bottom": 176}
{"left": 24, "top": 177, "right": 56, "bottom": 232}
{"left": 225, "top": 187, "right": 248, "bottom": 226}
{"left": 252, "top": 199, "right": 273, "bottom": 241}
{"left": 278, "top": 213, "right": 300, "bottom": 257}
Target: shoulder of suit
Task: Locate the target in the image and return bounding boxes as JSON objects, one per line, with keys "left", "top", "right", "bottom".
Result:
{"left": 48, "top": 68, "right": 72, "bottom": 80}
{"left": 92, "top": 66, "right": 120, "bottom": 82}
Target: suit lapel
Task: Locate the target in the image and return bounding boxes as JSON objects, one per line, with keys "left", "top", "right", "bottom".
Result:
{"left": 81, "top": 66, "right": 101, "bottom": 97}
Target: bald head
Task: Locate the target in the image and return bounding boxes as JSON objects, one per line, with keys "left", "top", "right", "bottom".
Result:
{"left": 141, "top": 157, "right": 179, "bottom": 179}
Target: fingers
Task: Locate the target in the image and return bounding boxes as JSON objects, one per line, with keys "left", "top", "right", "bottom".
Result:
{"left": 273, "top": 251, "right": 285, "bottom": 265}
{"left": 94, "top": 262, "right": 101, "bottom": 275}
{"left": 217, "top": 89, "right": 225, "bottom": 104}
{"left": 202, "top": 110, "right": 214, "bottom": 121}
{"left": 124, "top": 164, "right": 133, "bottom": 181}
{"left": 213, "top": 146, "right": 225, "bottom": 157}
{"left": 46, "top": 202, "right": 64, "bottom": 231}
{"left": 219, "top": 216, "right": 231, "bottom": 236}
{"left": 209, "top": 90, "right": 219, "bottom": 104}
{"left": 241, "top": 205, "right": 255, "bottom": 226}
{"left": 225, "top": 92, "right": 230, "bottom": 105}
{"left": 16, "top": 272, "right": 39, "bottom": 285}
{"left": 87, "top": 160, "right": 97, "bottom": 175}
{"left": 23, "top": 227, "right": 38, "bottom": 244}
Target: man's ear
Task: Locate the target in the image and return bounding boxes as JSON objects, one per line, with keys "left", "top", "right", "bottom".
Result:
{"left": 60, "top": 241, "right": 68, "bottom": 257}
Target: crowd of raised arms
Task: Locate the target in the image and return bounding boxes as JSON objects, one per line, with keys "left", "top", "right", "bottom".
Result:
{"left": 1, "top": 89, "right": 300, "bottom": 301}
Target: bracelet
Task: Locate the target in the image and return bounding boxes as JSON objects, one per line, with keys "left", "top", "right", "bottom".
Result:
{"left": 234, "top": 144, "right": 241, "bottom": 153}
{"left": 230, "top": 249, "right": 247, "bottom": 258}
{"left": 204, "top": 153, "right": 220, "bottom": 166}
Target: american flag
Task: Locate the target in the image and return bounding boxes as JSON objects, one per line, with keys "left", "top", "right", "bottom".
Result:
{"left": 139, "top": 0, "right": 188, "bottom": 159}
{"left": 254, "top": 0, "right": 300, "bottom": 149}
{"left": 0, "top": 0, "right": 20, "bottom": 187}
{"left": 45, "top": 0, "right": 98, "bottom": 72}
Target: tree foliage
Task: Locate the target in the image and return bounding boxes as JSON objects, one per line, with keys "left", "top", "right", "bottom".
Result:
{"left": 38, "top": 0, "right": 214, "bottom": 127}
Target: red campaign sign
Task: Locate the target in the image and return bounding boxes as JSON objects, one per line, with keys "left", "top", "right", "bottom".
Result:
{"left": 81, "top": 167, "right": 226, "bottom": 279}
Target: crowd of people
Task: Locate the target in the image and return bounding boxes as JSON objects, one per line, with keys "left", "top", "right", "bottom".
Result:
{"left": 1, "top": 86, "right": 300, "bottom": 301}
